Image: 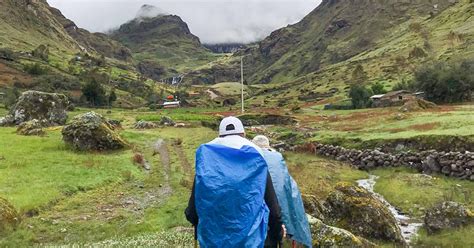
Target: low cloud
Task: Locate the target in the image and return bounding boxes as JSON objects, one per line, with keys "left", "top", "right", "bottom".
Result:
{"left": 47, "top": 0, "right": 320, "bottom": 44}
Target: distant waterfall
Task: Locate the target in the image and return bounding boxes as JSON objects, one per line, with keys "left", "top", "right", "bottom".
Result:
{"left": 161, "top": 75, "right": 184, "bottom": 85}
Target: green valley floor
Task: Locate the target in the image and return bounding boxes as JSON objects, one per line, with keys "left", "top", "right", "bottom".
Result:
{"left": 0, "top": 106, "right": 473, "bottom": 247}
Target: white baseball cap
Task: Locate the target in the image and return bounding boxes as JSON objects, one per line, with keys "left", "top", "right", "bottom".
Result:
{"left": 219, "top": 116, "right": 245, "bottom": 136}
{"left": 252, "top": 135, "right": 271, "bottom": 149}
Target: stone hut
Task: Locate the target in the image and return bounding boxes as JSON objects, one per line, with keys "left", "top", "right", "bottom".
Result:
{"left": 371, "top": 90, "right": 419, "bottom": 108}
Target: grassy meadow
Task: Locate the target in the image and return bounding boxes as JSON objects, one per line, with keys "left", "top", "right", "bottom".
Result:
{"left": 0, "top": 106, "right": 473, "bottom": 247}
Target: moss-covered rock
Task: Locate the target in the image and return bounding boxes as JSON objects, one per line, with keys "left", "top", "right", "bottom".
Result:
{"left": 0, "top": 197, "right": 20, "bottom": 233}
{"left": 308, "top": 215, "right": 376, "bottom": 248}
{"left": 134, "top": 120, "right": 157, "bottom": 129}
{"left": 303, "top": 194, "right": 327, "bottom": 221}
{"left": 2, "top": 90, "right": 69, "bottom": 126}
{"left": 324, "top": 182, "right": 404, "bottom": 244}
{"left": 424, "top": 201, "right": 474, "bottom": 234}
{"left": 16, "top": 119, "right": 46, "bottom": 136}
{"left": 62, "top": 112, "right": 128, "bottom": 151}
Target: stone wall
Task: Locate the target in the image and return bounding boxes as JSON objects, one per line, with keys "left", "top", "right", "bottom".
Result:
{"left": 314, "top": 143, "right": 474, "bottom": 181}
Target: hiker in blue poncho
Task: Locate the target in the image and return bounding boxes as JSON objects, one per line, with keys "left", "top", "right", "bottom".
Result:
{"left": 185, "top": 117, "right": 286, "bottom": 248}
{"left": 253, "top": 135, "right": 313, "bottom": 248}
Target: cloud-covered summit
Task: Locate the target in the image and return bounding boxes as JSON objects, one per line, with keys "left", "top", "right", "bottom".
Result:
{"left": 47, "top": 0, "right": 319, "bottom": 44}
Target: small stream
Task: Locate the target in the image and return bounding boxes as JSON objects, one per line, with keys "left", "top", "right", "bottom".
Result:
{"left": 357, "top": 175, "right": 423, "bottom": 244}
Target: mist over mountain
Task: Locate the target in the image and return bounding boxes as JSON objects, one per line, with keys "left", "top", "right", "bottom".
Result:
{"left": 135, "top": 4, "right": 168, "bottom": 19}
{"left": 47, "top": 0, "right": 318, "bottom": 44}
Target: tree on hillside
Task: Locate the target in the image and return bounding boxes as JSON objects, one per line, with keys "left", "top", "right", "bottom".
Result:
{"left": 82, "top": 79, "right": 107, "bottom": 106}
{"left": 352, "top": 64, "right": 368, "bottom": 84}
{"left": 349, "top": 85, "right": 373, "bottom": 109}
{"left": 414, "top": 60, "right": 473, "bottom": 103}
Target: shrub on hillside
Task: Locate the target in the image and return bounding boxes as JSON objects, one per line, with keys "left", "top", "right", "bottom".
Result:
{"left": 351, "top": 64, "right": 368, "bottom": 84}
{"left": 371, "top": 82, "right": 387, "bottom": 95}
{"left": 81, "top": 80, "right": 107, "bottom": 107}
{"left": 392, "top": 78, "right": 417, "bottom": 91}
{"left": 108, "top": 89, "right": 117, "bottom": 106}
{"left": 409, "top": 46, "right": 428, "bottom": 59}
{"left": 414, "top": 60, "right": 474, "bottom": 103}
{"left": 0, "top": 48, "right": 17, "bottom": 61}
{"left": 32, "top": 74, "right": 81, "bottom": 92}
{"left": 32, "top": 44, "right": 49, "bottom": 61}
{"left": 349, "top": 85, "right": 373, "bottom": 109}
{"left": 23, "top": 63, "right": 48, "bottom": 75}
{"left": 3, "top": 87, "right": 20, "bottom": 109}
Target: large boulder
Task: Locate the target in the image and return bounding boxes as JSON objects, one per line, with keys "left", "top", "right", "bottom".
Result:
{"left": 16, "top": 119, "right": 46, "bottom": 136}
{"left": 1, "top": 91, "right": 69, "bottom": 126}
{"left": 0, "top": 197, "right": 20, "bottom": 233}
{"left": 424, "top": 201, "right": 474, "bottom": 234}
{"left": 324, "top": 182, "right": 404, "bottom": 243}
{"left": 62, "top": 112, "right": 128, "bottom": 151}
{"left": 134, "top": 120, "right": 157, "bottom": 129}
{"left": 308, "top": 215, "right": 376, "bottom": 248}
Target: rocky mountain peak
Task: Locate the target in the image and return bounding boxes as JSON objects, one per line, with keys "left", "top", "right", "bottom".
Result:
{"left": 136, "top": 4, "right": 168, "bottom": 19}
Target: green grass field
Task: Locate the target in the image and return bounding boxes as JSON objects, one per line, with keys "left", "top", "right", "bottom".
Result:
{"left": 1, "top": 107, "right": 473, "bottom": 247}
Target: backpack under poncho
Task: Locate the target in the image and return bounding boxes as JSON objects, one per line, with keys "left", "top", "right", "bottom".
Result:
{"left": 195, "top": 144, "right": 269, "bottom": 248}
{"left": 263, "top": 149, "right": 313, "bottom": 248}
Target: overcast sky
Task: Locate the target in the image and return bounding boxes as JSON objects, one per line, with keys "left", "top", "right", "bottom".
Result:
{"left": 47, "top": 0, "right": 321, "bottom": 44}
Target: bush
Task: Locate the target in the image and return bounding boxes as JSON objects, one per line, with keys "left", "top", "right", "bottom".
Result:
{"left": 81, "top": 77, "right": 107, "bottom": 107}
{"left": 409, "top": 46, "right": 428, "bottom": 59}
{"left": 414, "top": 60, "right": 474, "bottom": 103}
{"left": 32, "top": 44, "right": 49, "bottom": 61}
{"left": 0, "top": 48, "right": 17, "bottom": 61}
{"left": 352, "top": 64, "right": 368, "bottom": 84}
{"left": 32, "top": 74, "right": 81, "bottom": 92}
{"left": 3, "top": 87, "right": 20, "bottom": 109}
{"left": 349, "top": 85, "right": 373, "bottom": 109}
{"left": 371, "top": 82, "right": 387, "bottom": 94}
{"left": 393, "top": 78, "right": 417, "bottom": 91}
{"left": 24, "top": 63, "right": 48, "bottom": 75}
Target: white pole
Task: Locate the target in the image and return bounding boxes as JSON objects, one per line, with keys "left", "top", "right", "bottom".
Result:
{"left": 241, "top": 56, "right": 244, "bottom": 113}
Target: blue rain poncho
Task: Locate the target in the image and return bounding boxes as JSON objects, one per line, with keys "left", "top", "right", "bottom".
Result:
{"left": 195, "top": 144, "right": 269, "bottom": 248}
{"left": 262, "top": 149, "right": 313, "bottom": 248}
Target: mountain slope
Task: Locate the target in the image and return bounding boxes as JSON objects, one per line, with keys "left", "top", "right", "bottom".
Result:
{"left": 0, "top": 0, "right": 80, "bottom": 54}
{"left": 243, "top": 0, "right": 472, "bottom": 85}
{"left": 47, "top": 7, "right": 132, "bottom": 61}
{"left": 0, "top": 0, "right": 131, "bottom": 62}
{"left": 110, "top": 5, "right": 217, "bottom": 79}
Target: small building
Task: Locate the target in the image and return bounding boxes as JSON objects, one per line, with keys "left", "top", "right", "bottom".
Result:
{"left": 371, "top": 90, "right": 418, "bottom": 108}
{"left": 162, "top": 101, "right": 180, "bottom": 109}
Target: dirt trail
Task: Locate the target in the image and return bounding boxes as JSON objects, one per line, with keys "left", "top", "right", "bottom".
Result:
{"left": 173, "top": 142, "right": 193, "bottom": 178}
{"left": 154, "top": 139, "right": 171, "bottom": 182}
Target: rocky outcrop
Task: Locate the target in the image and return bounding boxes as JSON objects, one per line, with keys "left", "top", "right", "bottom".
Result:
{"left": 324, "top": 182, "right": 405, "bottom": 243}
{"left": 424, "top": 201, "right": 474, "bottom": 234}
{"left": 314, "top": 143, "right": 474, "bottom": 180}
{"left": 16, "top": 119, "right": 46, "bottom": 136}
{"left": 62, "top": 112, "right": 128, "bottom": 151}
{"left": 308, "top": 215, "right": 376, "bottom": 248}
{"left": 134, "top": 120, "right": 157, "bottom": 129}
{"left": 0, "top": 91, "right": 69, "bottom": 127}
{"left": 159, "top": 116, "right": 175, "bottom": 126}
{"left": 0, "top": 197, "right": 20, "bottom": 233}
{"left": 302, "top": 194, "right": 327, "bottom": 221}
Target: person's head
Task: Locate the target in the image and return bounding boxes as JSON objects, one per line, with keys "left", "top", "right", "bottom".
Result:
{"left": 252, "top": 135, "right": 271, "bottom": 149}
{"left": 219, "top": 116, "right": 245, "bottom": 137}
